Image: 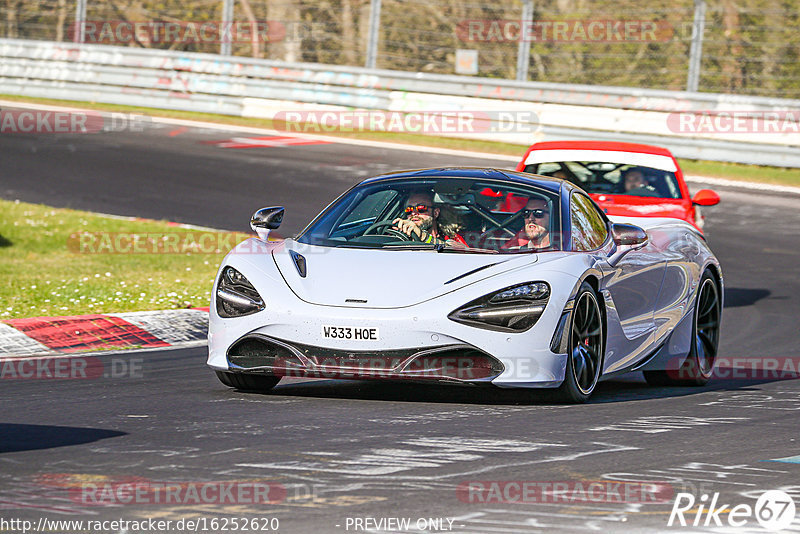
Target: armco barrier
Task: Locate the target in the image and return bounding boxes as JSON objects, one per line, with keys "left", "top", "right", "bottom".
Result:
{"left": 1, "top": 38, "right": 799, "bottom": 167}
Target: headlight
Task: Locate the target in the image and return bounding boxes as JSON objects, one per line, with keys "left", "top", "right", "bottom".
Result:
{"left": 448, "top": 282, "right": 550, "bottom": 332}
{"left": 216, "top": 267, "right": 265, "bottom": 318}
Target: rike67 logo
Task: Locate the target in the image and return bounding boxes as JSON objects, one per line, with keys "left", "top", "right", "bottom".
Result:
{"left": 668, "top": 490, "right": 796, "bottom": 531}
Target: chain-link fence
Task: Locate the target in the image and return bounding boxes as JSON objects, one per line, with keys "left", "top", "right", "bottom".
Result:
{"left": 2, "top": 0, "right": 798, "bottom": 99}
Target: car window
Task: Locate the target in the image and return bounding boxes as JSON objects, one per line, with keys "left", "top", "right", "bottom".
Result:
{"left": 571, "top": 193, "right": 608, "bottom": 251}
{"left": 297, "top": 177, "right": 563, "bottom": 253}
{"left": 526, "top": 161, "right": 682, "bottom": 199}
{"left": 339, "top": 190, "right": 397, "bottom": 226}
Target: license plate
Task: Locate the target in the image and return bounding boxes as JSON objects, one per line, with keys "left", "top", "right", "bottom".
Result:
{"left": 322, "top": 325, "right": 379, "bottom": 341}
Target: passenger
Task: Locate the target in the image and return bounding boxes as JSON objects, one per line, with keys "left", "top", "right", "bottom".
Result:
{"left": 392, "top": 191, "right": 466, "bottom": 245}
{"left": 501, "top": 197, "right": 552, "bottom": 250}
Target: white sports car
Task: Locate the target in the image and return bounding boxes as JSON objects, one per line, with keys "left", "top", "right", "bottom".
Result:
{"left": 207, "top": 168, "right": 723, "bottom": 402}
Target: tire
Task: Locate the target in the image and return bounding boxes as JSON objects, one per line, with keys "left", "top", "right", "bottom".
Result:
{"left": 215, "top": 371, "right": 280, "bottom": 392}
{"left": 556, "top": 282, "right": 605, "bottom": 403}
{"left": 644, "top": 270, "right": 721, "bottom": 387}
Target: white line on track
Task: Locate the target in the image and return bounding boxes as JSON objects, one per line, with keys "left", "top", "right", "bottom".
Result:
{"left": 2, "top": 99, "right": 799, "bottom": 195}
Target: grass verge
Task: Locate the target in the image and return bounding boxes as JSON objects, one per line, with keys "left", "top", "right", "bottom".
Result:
{"left": 3, "top": 93, "right": 800, "bottom": 187}
{"left": 0, "top": 198, "right": 249, "bottom": 319}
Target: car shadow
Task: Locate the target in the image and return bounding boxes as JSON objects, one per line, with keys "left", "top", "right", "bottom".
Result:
{"left": 0, "top": 423, "right": 126, "bottom": 453}
{"left": 590, "top": 372, "right": 797, "bottom": 404}
{"left": 230, "top": 370, "right": 795, "bottom": 406}
{"left": 724, "top": 287, "right": 771, "bottom": 308}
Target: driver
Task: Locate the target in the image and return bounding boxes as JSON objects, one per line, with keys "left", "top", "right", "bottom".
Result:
{"left": 501, "top": 197, "right": 552, "bottom": 250}
{"left": 392, "top": 191, "right": 466, "bottom": 246}
{"left": 623, "top": 167, "right": 655, "bottom": 193}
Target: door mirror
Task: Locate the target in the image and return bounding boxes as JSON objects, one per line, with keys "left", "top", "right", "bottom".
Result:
{"left": 608, "top": 223, "right": 648, "bottom": 265}
{"left": 251, "top": 206, "right": 284, "bottom": 240}
{"left": 611, "top": 223, "right": 648, "bottom": 247}
{"left": 692, "top": 189, "right": 720, "bottom": 206}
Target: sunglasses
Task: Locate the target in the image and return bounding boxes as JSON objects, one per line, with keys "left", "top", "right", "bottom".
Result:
{"left": 404, "top": 204, "right": 431, "bottom": 214}
{"left": 522, "top": 208, "right": 549, "bottom": 219}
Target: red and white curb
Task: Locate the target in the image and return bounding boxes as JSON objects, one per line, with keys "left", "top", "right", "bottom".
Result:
{"left": 0, "top": 309, "right": 208, "bottom": 356}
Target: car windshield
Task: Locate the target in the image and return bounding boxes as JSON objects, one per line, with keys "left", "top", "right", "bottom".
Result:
{"left": 524, "top": 161, "right": 682, "bottom": 199}
{"left": 296, "top": 177, "right": 563, "bottom": 253}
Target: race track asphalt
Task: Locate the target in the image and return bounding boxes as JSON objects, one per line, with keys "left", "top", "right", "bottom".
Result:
{"left": 1, "top": 110, "right": 799, "bottom": 533}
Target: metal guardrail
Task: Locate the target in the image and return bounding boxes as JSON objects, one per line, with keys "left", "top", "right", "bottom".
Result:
{"left": 1, "top": 38, "right": 799, "bottom": 167}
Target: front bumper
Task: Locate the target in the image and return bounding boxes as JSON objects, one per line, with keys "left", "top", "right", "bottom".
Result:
{"left": 207, "top": 252, "right": 579, "bottom": 388}
{"left": 224, "top": 333, "right": 504, "bottom": 384}
{"left": 208, "top": 301, "right": 570, "bottom": 389}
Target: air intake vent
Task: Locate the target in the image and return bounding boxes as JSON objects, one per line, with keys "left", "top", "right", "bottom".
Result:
{"left": 227, "top": 337, "right": 301, "bottom": 370}
{"left": 289, "top": 250, "right": 307, "bottom": 277}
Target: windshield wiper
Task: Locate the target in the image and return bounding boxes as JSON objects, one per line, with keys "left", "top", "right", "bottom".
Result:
{"left": 436, "top": 246, "right": 499, "bottom": 254}
{"left": 381, "top": 243, "right": 440, "bottom": 250}
{"left": 379, "top": 243, "right": 500, "bottom": 253}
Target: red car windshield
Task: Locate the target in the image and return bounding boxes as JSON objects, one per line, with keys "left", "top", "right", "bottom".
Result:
{"left": 525, "top": 161, "right": 682, "bottom": 199}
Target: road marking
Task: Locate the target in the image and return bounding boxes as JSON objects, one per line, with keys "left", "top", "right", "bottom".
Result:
{"left": 205, "top": 135, "right": 331, "bottom": 149}
{"left": 699, "top": 391, "right": 800, "bottom": 411}
{"left": 239, "top": 438, "right": 635, "bottom": 480}
{"left": 589, "top": 416, "right": 748, "bottom": 434}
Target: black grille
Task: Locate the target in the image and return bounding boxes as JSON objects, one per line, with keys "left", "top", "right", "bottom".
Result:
{"left": 227, "top": 336, "right": 504, "bottom": 382}
{"left": 227, "top": 337, "right": 300, "bottom": 370}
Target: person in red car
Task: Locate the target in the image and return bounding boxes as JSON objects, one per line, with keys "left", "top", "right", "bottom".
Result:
{"left": 392, "top": 191, "right": 467, "bottom": 246}
{"left": 502, "top": 197, "right": 552, "bottom": 250}
{"left": 622, "top": 167, "right": 659, "bottom": 196}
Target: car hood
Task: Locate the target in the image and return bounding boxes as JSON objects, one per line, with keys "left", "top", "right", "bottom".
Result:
{"left": 591, "top": 195, "right": 691, "bottom": 220}
{"left": 271, "top": 240, "right": 539, "bottom": 308}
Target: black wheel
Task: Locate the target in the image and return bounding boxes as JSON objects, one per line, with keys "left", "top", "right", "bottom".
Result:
{"left": 644, "top": 270, "right": 720, "bottom": 386}
{"left": 556, "top": 282, "right": 604, "bottom": 403}
{"left": 215, "top": 371, "right": 280, "bottom": 391}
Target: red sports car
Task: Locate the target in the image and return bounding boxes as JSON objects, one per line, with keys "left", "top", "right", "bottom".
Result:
{"left": 516, "top": 140, "right": 719, "bottom": 231}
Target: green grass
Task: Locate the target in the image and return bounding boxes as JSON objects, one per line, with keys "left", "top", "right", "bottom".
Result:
{"left": 4, "top": 93, "right": 800, "bottom": 187}
{"left": 0, "top": 199, "right": 250, "bottom": 319}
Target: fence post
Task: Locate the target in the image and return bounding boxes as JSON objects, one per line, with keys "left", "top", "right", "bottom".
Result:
{"left": 73, "top": 0, "right": 87, "bottom": 43}
{"left": 686, "top": 0, "right": 706, "bottom": 92}
{"left": 221, "top": 0, "right": 235, "bottom": 56}
{"left": 516, "top": 0, "right": 534, "bottom": 81}
{"left": 365, "top": 0, "right": 382, "bottom": 69}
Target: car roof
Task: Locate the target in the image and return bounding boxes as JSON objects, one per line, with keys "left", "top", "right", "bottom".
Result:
{"left": 359, "top": 167, "right": 564, "bottom": 194}
{"left": 527, "top": 140, "right": 675, "bottom": 158}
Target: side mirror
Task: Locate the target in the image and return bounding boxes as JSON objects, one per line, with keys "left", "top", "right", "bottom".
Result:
{"left": 608, "top": 223, "right": 648, "bottom": 266}
{"left": 692, "top": 189, "right": 720, "bottom": 206}
{"left": 250, "top": 206, "right": 284, "bottom": 240}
